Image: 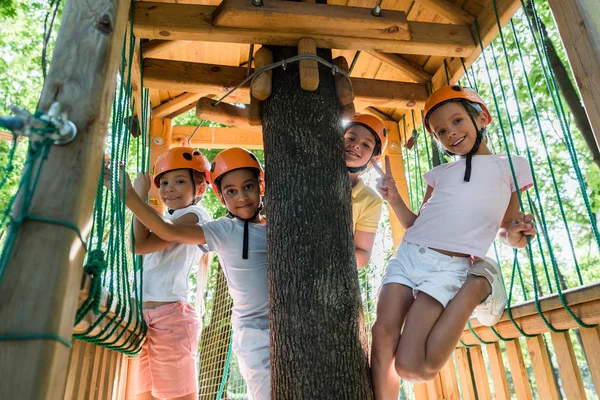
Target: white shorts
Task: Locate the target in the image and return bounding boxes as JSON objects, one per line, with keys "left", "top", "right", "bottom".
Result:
{"left": 381, "top": 241, "right": 471, "bottom": 308}
{"left": 232, "top": 326, "right": 271, "bottom": 400}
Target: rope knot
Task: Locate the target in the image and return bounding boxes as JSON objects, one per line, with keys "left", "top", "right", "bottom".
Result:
{"left": 84, "top": 249, "right": 107, "bottom": 315}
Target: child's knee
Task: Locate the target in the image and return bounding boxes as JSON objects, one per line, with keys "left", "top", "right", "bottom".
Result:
{"left": 371, "top": 319, "right": 400, "bottom": 344}
{"left": 394, "top": 357, "right": 438, "bottom": 383}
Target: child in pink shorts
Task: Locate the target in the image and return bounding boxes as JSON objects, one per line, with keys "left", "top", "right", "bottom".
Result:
{"left": 107, "top": 147, "right": 212, "bottom": 400}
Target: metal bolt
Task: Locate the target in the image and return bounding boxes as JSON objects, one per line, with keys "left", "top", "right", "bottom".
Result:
{"left": 153, "top": 137, "right": 164, "bottom": 145}
{"left": 251, "top": 0, "right": 263, "bottom": 6}
{"left": 372, "top": 5, "right": 381, "bottom": 16}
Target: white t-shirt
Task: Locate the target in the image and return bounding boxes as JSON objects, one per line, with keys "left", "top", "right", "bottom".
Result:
{"left": 142, "top": 205, "right": 212, "bottom": 303}
{"left": 403, "top": 154, "right": 533, "bottom": 258}
{"left": 201, "top": 217, "right": 269, "bottom": 330}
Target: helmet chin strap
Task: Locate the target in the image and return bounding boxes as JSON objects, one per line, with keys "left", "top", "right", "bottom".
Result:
{"left": 226, "top": 202, "right": 264, "bottom": 259}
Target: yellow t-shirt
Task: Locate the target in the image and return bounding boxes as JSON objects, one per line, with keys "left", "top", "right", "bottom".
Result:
{"left": 352, "top": 178, "right": 383, "bottom": 233}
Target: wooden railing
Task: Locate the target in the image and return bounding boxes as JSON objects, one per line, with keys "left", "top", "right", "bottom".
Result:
{"left": 413, "top": 282, "right": 600, "bottom": 400}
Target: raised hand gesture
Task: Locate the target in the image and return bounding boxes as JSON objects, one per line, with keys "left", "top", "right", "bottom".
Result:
{"left": 373, "top": 155, "right": 402, "bottom": 205}
{"left": 133, "top": 173, "right": 152, "bottom": 198}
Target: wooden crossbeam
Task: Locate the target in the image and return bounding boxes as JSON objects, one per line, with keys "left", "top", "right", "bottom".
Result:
{"left": 213, "top": 0, "right": 410, "bottom": 41}
{"left": 171, "top": 126, "right": 263, "bottom": 149}
{"left": 430, "top": 0, "right": 522, "bottom": 91}
{"left": 415, "top": 0, "right": 475, "bottom": 25}
{"left": 143, "top": 59, "right": 429, "bottom": 109}
{"left": 153, "top": 92, "right": 203, "bottom": 118}
{"left": 460, "top": 282, "right": 600, "bottom": 345}
{"left": 142, "top": 39, "right": 190, "bottom": 58}
{"left": 133, "top": 2, "right": 475, "bottom": 57}
{"left": 367, "top": 51, "right": 432, "bottom": 83}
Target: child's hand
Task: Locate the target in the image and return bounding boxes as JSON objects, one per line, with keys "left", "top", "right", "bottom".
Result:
{"left": 133, "top": 173, "right": 152, "bottom": 198}
{"left": 373, "top": 156, "right": 402, "bottom": 205}
{"left": 103, "top": 162, "right": 134, "bottom": 199}
{"left": 507, "top": 211, "right": 536, "bottom": 248}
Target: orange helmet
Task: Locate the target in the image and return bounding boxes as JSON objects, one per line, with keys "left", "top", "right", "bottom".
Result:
{"left": 345, "top": 114, "right": 388, "bottom": 162}
{"left": 153, "top": 147, "right": 211, "bottom": 188}
{"left": 423, "top": 85, "right": 491, "bottom": 134}
{"left": 210, "top": 148, "right": 264, "bottom": 203}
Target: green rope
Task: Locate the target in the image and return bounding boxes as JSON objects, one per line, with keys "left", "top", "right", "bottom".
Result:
{"left": 217, "top": 329, "right": 235, "bottom": 400}
{"left": 0, "top": 333, "right": 72, "bottom": 348}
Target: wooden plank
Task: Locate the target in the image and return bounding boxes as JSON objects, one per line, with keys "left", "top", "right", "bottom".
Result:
{"left": 415, "top": 0, "right": 474, "bottom": 25}
{"left": 64, "top": 340, "right": 83, "bottom": 399}
{"left": 469, "top": 346, "right": 492, "bottom": 400}
{"left": 382, "top": 121, "right": 409, "bottom": 248}
{"left": 153, "top": 92, "right": 203, "bottom": 118}
{"left": 213, "top": 0, "right": 410, "bottom": 41}
{"left": 525, "top": 335, "right": 560, "bottom": 400}
{"left": 460, "top": 283, "right": 600, "bottom": 345}
{"left": 430, "top": 0, "right": 523, "bottom": 91}
{"left": 108, "top": 352, "right": 120, "bottom": 399}
{"left": 142, "top": 39, "right": 191, "bottom": 58}
{"left": 455, "top": 348, "right": 476, "bottom": 400}
{"left": 426, "top": 375, "right": 443, "bottom": 399}
{"left": 551, "top": 331, "right": 588, "bottom": 400}
{"left": 0, "top": 130, "right": 22, "bottom": 142}
{"left": 366, "top": 51, "right": 432, "bottom": 83}
{"left": 579, "top": 327, "right": 600, "bottom": 394}
{"left": 96, "top": 348, "right": 111, "bottom": 400}
{"left": 148, "top": 118, "right": 172, "bottom": 211}
{"left": 485, "top": 342, "right": 511, "bottom": 400}
{"left": 116, "top": 354, "right": 129, "bottom": 400}
{"left": 76, "top": 341, "right": 96, "bottom": 400}
{"left": 505, "top": 339, "right": 533, "bottom": 400}
{"left": 171, "top": 126, "right": 263, "bottom": 150}
{"left": 0, "top": 0, "right": 131, "bottom": 399}
{"left": 133, "top": 3, "right": 476, "bottom": 57}
{"left": 547, "top": 0, "right": 600, "bottom": 154}
{"left": 124, "top": 30, "right": 142, "bottom": 119}
{"left": 413, "top": 383, "right": 429, "bottom": 400}
{"left": 143, "top": 59, "right": 429, "bottom": 109}
{"left": 438, "top": 357, "right": 460, "bottom": 400}
{"left": 124, "top": 357, "right": 140, "bottom": 400}
{"left": 88, "top": 345, "right": 105, "bottom": 400}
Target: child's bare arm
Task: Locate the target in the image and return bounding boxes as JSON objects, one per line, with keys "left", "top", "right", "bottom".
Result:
{"left": 134, "top": 213, "right": 201, "bottom": 255}
{"left": 104, "top": 164, "right": 207, "bottom": 245}
{"left": 498, "top": 192, "right": 536, "bottom": 248}
{"left": 354, "top": 230, "right": 376, "bottom": 268}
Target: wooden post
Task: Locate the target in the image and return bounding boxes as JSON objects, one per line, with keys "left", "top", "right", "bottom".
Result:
{"left": 298, "top": 38, "right": 319, "bottom": 91}
{"left": 547, "top": 0, "right": 600, "bottom": 151}
{"left": 455, "top": 347, "right": 476, "bottom": 400}
{"left": 469, "top": 346, "right": 492, "bottom": 400}
{"left": 526, "top": 335, "right": 560, "bottom": 400}
{"left": 383, "top": 121, "right": 409, "bottom": 248}
{"left": 550, "top": 331, "right": 588, "bottom": 400}
{"left": 149, "top": 118, "right": 173, "bottom": 213}
{"left": 505, "top": 339, "right": 534, "bottom": 400}
{"left": 0, "top": 0, "right": 131, "bottom": 398}
{"left": 251, "top": 47, "right": 273, "bottom": 101}
{"left": 485, "top": 342, "right": 510, "bottom": 400}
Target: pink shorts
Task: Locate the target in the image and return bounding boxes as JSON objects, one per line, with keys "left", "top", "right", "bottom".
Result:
{"left": 137, "top": 302, "right": 200, "bottom": 398}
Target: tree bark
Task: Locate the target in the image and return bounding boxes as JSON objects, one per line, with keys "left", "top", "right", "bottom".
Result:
{"left": 263, "top": 45, "right": 374, "bottom": 399}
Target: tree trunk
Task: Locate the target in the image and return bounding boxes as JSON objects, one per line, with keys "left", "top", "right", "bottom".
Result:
{"left": 263, "top": 45, "right": 374, "bottom": 399}
{"left": 198, "top": 264, "right": 233, "bottom": 399}
{"left": 525, "top": 2, "right": 600, "bottom": 168}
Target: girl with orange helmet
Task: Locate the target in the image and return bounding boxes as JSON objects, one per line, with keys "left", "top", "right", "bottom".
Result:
{"left": 370, "top": 85, "right": 537, "bottom": 395}
{"left": 344, "top": 114, "right": 388, "bottom": 268}
{"left": 107, "top": 147, "right": 270, "bottom": 400}
{"left": 104, "top": 147, "right": 212, "bottom": 400}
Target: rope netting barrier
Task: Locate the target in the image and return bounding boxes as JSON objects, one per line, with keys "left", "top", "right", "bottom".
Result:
{"left": 72, "top": 11, "right": 149, "bottom": 355}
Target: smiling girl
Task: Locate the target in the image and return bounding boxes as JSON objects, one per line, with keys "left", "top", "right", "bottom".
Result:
{"left": 369, "top": 86, "right": 536, "bottom": 398}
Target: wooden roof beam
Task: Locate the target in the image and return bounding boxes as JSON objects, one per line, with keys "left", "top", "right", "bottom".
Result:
{"left": 142, "top": 39, "right": 191, "bottom": 58}
{"left": 143, "top": 58, "right": 429, "bottom": 109}
{"left": 171, "top": 125, "right": 263, "bottom": 149}
{"left": 153, "top": 92, "right": 203, "bottom": 118}
{"left": 212, "top": 0, "right": 410, "bottom": 41}
{"left": 366, "top": 51, "right": 432, "bottom": 83}
{"left": 430, "top": 0, "right": 523, "bottom": 91}
{"left": 415, "top": 0, "right": 475, "bottom": 25}
{"left": 133, "top": 2, "right": 475, "bottom": 58}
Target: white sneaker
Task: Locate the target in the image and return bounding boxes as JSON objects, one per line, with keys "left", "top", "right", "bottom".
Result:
{"left": 469, "top": 257, "right": 507, "bottom": 326}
